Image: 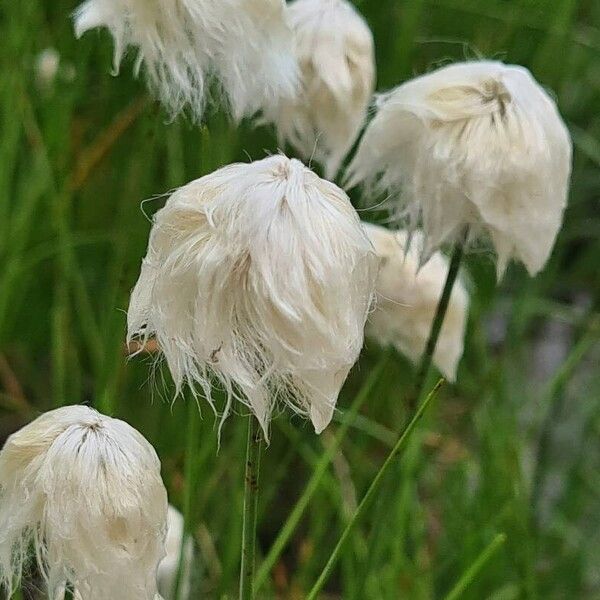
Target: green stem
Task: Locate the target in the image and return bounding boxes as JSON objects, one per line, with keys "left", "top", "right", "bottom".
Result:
{"left": 174, "top": 401, "right": 200, "bottom": 600}
{"left": 239, "top": 415, "right": 262, "bottom": 600}
{"left": 443, "top": 533, "right": 507, "bottom": 600}
{"left": 254, "top": 350, "right": 392, "bottom": 592}
{"left": 305, "top": 379, "right": 444, "bottom": 600}
{"left": 412, "top": 228, "right": 468, "bottom": 407}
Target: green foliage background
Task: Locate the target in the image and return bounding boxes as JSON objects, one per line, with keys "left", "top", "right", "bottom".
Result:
{"left": 1, "top": 0, "right": 600, "bottom": 598}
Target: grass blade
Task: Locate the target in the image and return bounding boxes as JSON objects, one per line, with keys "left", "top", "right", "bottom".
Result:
{"left": 306, "top": 378, "right": 444, "bottom": 599}
{"left": 444, "top": 533, "right": 507, "bottom": 600}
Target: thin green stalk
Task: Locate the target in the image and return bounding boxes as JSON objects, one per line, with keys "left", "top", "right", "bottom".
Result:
{"left": 443, "top": 533, "right": 507, "bottom": 600}
{"left": 305, "top": 379, "right": 444, "bottom": 600}
{"left": 254, "top": 350, "right": 392, "bottom": 592}
{"left": 174, "top": 401, "right": 201, "bottom": 600}
{"left": 239, "top": 415, "right": 262, "bottom": 600}
{"left": 413, "top": 229, "right": 468, "bottom": 405}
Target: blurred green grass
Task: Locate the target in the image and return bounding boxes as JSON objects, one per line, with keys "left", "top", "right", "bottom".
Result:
{"left": 1, "top": 0, "right": 600, "bottom": 598}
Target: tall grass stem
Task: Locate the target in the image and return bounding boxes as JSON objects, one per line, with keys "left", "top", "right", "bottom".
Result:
{"left": 174, "top": 400, "right": 201, "bottom": 600}
{"left": 254, "top": 350, "right": 392, "bottom": 592}
{"left": 239, "top": 415, "right": 262, "bottom": 600}
{"left": 412, "top": 228, "right": 468, "bottom": 406}
{"left": 305, "top": 379, "right": 444, "bottom": 599}
{"left": 443, "top": 533, "right": 507, "bottom": 600}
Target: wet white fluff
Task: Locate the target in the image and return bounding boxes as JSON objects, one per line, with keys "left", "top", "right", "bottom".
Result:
{"left": 127, "top": 155, "right": 378, "bottom": 438}
{"left": 73, "top": 0, "right": 298, "bottom": 120}
{"left": 266, "top": 0, "right": 375, "bottom": 179}
{"left": 0, "top": 405, "right": 168, "bottom": 600}
{"left": 364, "top": 223, "right": 469, "bottom": 382}
{"left": 156, "top": 506, "right": 193, "bottom": 600}
{"left": 347, "top": 60, "right": 572, "bottom": 277}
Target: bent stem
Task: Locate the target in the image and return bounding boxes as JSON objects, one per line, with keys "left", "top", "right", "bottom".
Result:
{"left": 239, "top": 415, "right": 262, "bottom": 600}
{"left": 306, "top": 379, "right": 444, "bottom": 600}
{"left": 412, "top": 227, "right": 469, "bottom": 407}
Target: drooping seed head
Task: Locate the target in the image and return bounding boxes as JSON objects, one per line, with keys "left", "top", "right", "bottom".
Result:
{"left": 364, "top": 222, "right": 469, "bottom": 382}
{"left": 266, "top": 0, "right": 375, "bottom": 179}
{"left": 0, "top": 405, "right": 168, "bottom": 600}
{"left": 128, "top": 155, "right": 378, "bottom": 438}
{"left": 348, "top": 61, "right": 572, "bottom": 277}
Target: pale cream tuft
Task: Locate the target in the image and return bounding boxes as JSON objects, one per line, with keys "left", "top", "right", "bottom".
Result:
{"left": 364, "top": 223, "right": 469, "bottom": 382}
{"left": 266, "top": 0, "right": 375, "bottom": 179}
{"left": 127, "top": 155, "right": 378, "bottom": 438}
{"left": 73, "top": 0, "right": 298, "bottom": 121}
{"left": 0, "top": 405, "right": 168, "bottom": 600}
{"left": 157, "top": 506, "right": 193, "bottom": 600}
{"left": 347, "top": 60, "right": 572, "bottom": 277}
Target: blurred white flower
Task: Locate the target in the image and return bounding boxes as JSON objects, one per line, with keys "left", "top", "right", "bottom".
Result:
{"left": 364, "top": 223, "right": 469, "bottom": 382}
{"left": 35, "top": 47, "right": 60, "bottom": 88}
{"left": 0, "top": 405, "right": 168, "bottom": 600}
{"left": 267, "top": 0, "right": 375, "bottom": 179}
{"left": 347, "top": 61, "right": 572, "bottom": 277}
{"left": 128, "top": 155, "right": 378, "bottom": 438}
{"left": 73, "top": 0, "right": 298, "bottom": 120}
{"left": 157, "top": 506, "right": 193, "bottom": 600}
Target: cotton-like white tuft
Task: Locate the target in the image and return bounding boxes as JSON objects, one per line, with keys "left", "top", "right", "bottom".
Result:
{"left": 73, "top": 0, "right": 298, "bottom": 120}
{"left": 127, "top": 155, "right": 378, "bottom": 438}
{"left": 157, "top": 506, "right": 193, "bottom": 600}
{"left": 266, "top": 0, "right": 375, "bottom": 179}
{"left": 364, "top": 223, "right": 469, "bottom": 382}
{"left": 0, "top": 405, "right": 168, "bottom": 600}
{"left": 35, "top": 48, "right": 61, "bottom": 89}
{"left": 347, "top": 60, "right": 572, "bottom": 277}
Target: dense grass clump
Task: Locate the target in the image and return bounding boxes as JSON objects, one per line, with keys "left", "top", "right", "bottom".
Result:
{"left": 0, "top": 1, "right": 599, "bottom": 598}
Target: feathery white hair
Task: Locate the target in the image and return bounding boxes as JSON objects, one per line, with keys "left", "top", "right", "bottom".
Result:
{"left": 364, "top": 223, "right": 469, "bottom": 382}
{"left": 266, "top": 0, "right": 375, "bottom": 179}
{"left": 157, "top": 506, "right": 193, "bottom": 600}
{"left": 127, "top": 155, "right": 378, "bottom": 438}
{"left": 0, "top": 405, "right": 168, "bottom": 600}
{"left": 73, "top": 0, "right": 298, "bottom": 120}
{"left": 347, "top": 60, "right": 572, "bottom": 277}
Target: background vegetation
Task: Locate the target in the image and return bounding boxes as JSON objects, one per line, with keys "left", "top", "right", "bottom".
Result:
{"left": 1, "top": 0, "right": 599, "bottom": 598}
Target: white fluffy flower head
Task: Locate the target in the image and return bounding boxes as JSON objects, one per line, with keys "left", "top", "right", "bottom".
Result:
{"left": 74, "top": 0, "right": 298, "bottom": 120}
{"left": 266, "top": 0, "right": 375, "bottom": 178}
{"left": 0, "top": 405, "right": 168, "bottom": 600}
{"left": 364, "top": 223, "right": 469, "bottom": 382}
{"left": 347, "top": 60, "right": 572, "bottom": 277}
{"left": 128, "top": 155, "right": 378, "bottom": 437}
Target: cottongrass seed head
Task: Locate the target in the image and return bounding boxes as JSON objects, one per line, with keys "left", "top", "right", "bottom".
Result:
{"left": 364, "top": 223, "right": 469, "bottom": 382}
{"left": 156, "top": 506, "right": 193, "bottom": 600}
{"left": 0, "top": 405, "right": 168, "bottom": 600}
{"left": 347, "top": 60, "right": 572, "bottom": 278}
{"left": 266, "top": 0, "right": 375, "bottom": 179}
{"left": 127, "top": 155, "right": 379, "bottom": 438}
{"left": 73, "top": 0, "right": 298, "bottom": 120}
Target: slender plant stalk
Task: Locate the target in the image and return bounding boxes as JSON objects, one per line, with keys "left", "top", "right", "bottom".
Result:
{"left": 412, "top": 227, "right": 469, "bottom": 406}
{"left": 443, "top": 533, "right": 507, "bottom": 600}
{"left": 239, "top": 415, "right": 263, "bottom": 600}
{"left": 174, "top": 400, "right": 201, "bottom": 600}
{"left": 305, "top": 379, "right": 444, "bottom": 600}
{"left": 254, "top": 350, "right": 392, "bottom": 592}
